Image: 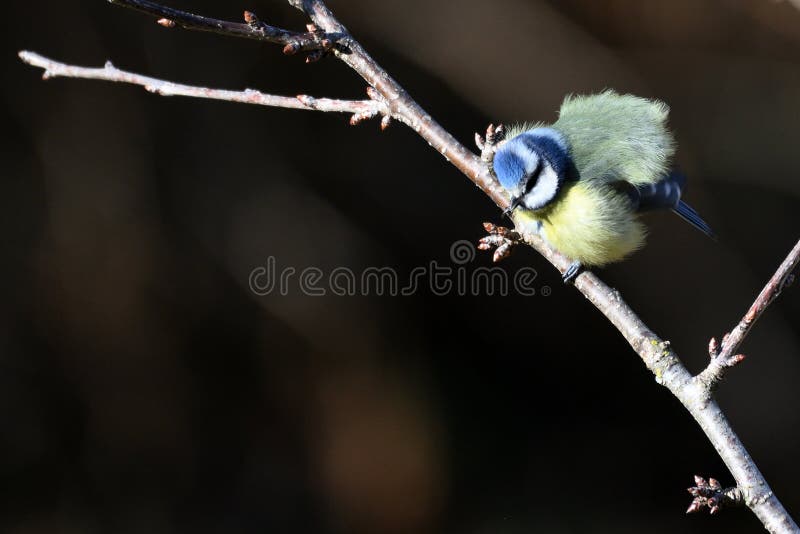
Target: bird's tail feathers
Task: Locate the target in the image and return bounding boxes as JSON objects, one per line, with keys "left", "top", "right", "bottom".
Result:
{"left": 672, "top": 200, "right": 716, "bottom": 240}
{"left": 634, "top": 171, "right": 716, "bottom": 239}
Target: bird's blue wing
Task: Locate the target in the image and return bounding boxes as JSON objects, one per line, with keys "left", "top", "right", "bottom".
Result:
{"left": 622, "top": 171, "right": 715, "bottom": 239}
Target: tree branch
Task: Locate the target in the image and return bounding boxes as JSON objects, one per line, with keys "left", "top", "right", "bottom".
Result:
{"left": 285, "top": 0, "right": 511, "bottom": 210}
{"left": 18, "top": 1, "right": 800, "bottom": 532}
{"left": 696, "top": 239, "right": 800, "bottom": 389}
{"left": 107, "top": 0, "right": 342, "bottom": 55}
{"left": 17, "top": 51, "right": 388, "bottom": 121}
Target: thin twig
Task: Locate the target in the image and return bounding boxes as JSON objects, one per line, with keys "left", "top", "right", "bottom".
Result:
{"left": 554, "top": 249, "right": 797, "bottom": 533}
{"left": 696, "top": 239, "right": 800, "bottom": 390}
{"left": 724, "top": 241, "right": 797, "bottom": 356}
{"left": 285, "top": 0, "right": 510, "bottom": 210}
{"left": 107, "top": 0, "right": 341, "bottom": 55}
{"left": 18, "top": 51, "right": 387, "bottom": 120}
{"left": 18, "top": 1, "right": 800, "bottom": 532}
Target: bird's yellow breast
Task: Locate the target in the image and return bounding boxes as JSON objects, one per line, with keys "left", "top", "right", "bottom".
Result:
{"left": 513, "top": 181, "right": 646, "bottom": 266}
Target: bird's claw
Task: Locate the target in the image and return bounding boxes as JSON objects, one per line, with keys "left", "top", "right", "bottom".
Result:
{"left": 562, "top": 261, "right": 583, "bottom": 284}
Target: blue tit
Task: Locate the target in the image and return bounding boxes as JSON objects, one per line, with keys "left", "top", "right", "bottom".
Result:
{"left": 492, "top": 90, "right": 713, "bottom": 283}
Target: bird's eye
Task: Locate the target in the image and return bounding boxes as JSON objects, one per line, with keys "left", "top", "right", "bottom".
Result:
{"left": 523, "top": 158, "right": 543, "bottom": 193}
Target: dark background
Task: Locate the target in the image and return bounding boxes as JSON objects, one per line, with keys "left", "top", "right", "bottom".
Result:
{"left": 3, "top": 1, "right": 800, "bottom": 532}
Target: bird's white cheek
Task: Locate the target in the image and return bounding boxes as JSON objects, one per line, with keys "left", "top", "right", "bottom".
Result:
{"left": 522, "top": 165, "right": 559, "bottom": 210}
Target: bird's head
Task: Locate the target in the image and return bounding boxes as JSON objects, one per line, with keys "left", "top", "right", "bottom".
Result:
{"left": 493, "top": 128, "right": 575, "bottom": 211}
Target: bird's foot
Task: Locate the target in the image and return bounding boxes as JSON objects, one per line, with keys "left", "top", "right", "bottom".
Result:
{"left": 478, "top": 222, "right": 521, "bottom": 263}
{"left": 562, "top": 261, "right": 583, "bottom": 284}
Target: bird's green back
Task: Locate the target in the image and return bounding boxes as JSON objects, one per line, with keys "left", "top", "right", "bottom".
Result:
{"left": 552, "top": 90, "right": 675, "bottom": 186}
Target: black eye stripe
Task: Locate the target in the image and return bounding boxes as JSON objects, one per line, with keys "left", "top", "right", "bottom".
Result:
{"left": 523, "top": 159, "right": 543, "bottom": 194}
{"left": 516, "top": 132, "right": 578, "bottom": 182}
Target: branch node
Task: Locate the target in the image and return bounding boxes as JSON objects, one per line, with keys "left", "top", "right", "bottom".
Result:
{"left": 476, "top": 123, "right": 506, "bottom": 164}
{"left": 687, "top": 476, "right": 744, "bottom": 515}
{"left": 696, "top": 334, "right": 747, "bottom": 391}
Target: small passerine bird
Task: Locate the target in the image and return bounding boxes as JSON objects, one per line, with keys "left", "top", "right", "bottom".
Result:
{"left": 492, "top": 90, "right": 713, "bottom": 283}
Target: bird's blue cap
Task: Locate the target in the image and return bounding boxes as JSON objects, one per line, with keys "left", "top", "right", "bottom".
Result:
{"left": 493, "top": 128, "right": 577, "bottom": 192}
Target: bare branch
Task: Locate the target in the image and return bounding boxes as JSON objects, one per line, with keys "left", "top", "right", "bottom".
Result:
{"left": 18, "top": 1, "right": 800, "bottom": 531}
{"left": 107, "top": 0, "right": 341, "bottom": 55}
{"left": 695, "top": 239, "right": 799, "bottom": 391}
{"left": 704, "top": 239, "right": 800, "bottom": 379}
{"left": 548, "top": 245, "right": 796, "bottom": 532}
{"left": 18, "top": 51, "right": 387, "bottom": 120}
{"left": 283, "top": 0, "right": 511, "bottom": 210}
